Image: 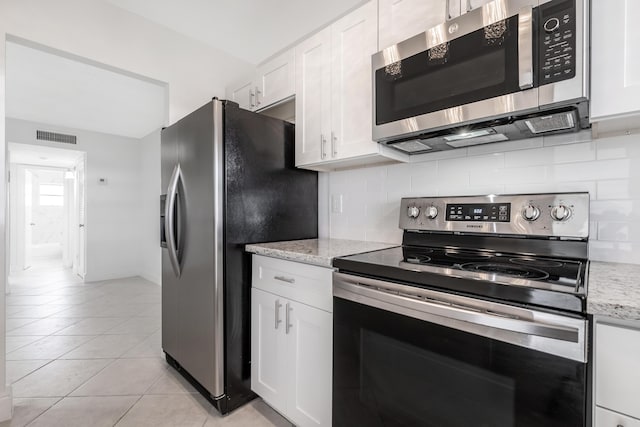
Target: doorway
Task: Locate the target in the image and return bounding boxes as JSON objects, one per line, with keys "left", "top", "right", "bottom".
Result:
{"left": 8, "top": 143, "right": 86, "bottom": 281}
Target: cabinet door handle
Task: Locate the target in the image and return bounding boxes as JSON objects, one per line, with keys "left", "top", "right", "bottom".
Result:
{"left": 274, "top": 275, "right": 295, "bottom": 284}
{"left": 466, "top": 0, "right": 473, "bottom": 12}
{"left": 249, "top": 89, "right": 255, "bottom": 108}
{"left": 275, "top": 299, "right": 282, "bottom": 329}
{"left": 255, "top": 86, "right": 262, "bottom": 106}
{"left": 321, "top": 134, "right": 327, "bottom": 159}
{"left": 331, "top": 131, "right": 338, "bottom": 157}
{"left": 285, "top": 302, "right": 292, "bottom": 334}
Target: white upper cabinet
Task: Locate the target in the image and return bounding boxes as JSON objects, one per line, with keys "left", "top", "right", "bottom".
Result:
{"left": 330, "top": 1, "right": 379, "bottom": 160}
{"left": 296, "top": 1, "right": 407, "bottom": 171}
{"left": 462, "top": 0, "right": 495, "bottom": 14}
{"left": 295, "top": 27, "right": 332, "bottom": 166}
{"left": 225, "top": 48, "right": 296, "bottom": 112}
{"left": 378, "top": 0, "right": 501, "bottom": 50}
{"left": 226, "top": 80, "right": 255, "bottom": 111}
{"left": 590, "top": 0, "right": 640, "bottom": 124}
{"left": 255, "top": 49, "right": 296, "bottom": 110}
{"left": 378, "top": 0, "right": 448, "bottom": 49}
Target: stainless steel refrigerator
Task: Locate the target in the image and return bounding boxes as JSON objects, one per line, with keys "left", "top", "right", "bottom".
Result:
{"left": 160, "top": 99, "right": 318, "bottom": 414}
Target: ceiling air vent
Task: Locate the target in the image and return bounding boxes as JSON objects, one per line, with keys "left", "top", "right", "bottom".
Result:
{"left": 36, "top": 130, "right": 77, "bottom": 145}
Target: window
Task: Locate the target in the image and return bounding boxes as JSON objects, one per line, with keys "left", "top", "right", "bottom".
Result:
{"left": 39, "top": 184, "right": 64, "bottom": 206}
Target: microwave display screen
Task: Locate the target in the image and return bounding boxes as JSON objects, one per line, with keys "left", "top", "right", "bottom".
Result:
{"left": 446, "top": 203, "right": 511, "bottom": 222}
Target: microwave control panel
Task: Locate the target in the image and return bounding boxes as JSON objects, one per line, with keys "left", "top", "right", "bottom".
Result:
{"left": 538, "top": 0, "right": 576, "bottom": 85}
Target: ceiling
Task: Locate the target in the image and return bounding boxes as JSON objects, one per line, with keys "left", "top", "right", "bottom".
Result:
{"left": 6, "top": 41, "right": 167, "bottom": 139}
{"left": 104, "top": 0, "right": 367, "bottom": 64}
{"left": 9, "top": 142, "right": 84, "bottom": 169}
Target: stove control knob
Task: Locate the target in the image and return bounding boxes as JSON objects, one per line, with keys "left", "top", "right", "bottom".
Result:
{"left": 522, "top": 205, "right": 540, "bottom": 221}
{"left": 551, "top": 204, "right": 572, "bottom": 221}
{"left": 407, "top": 206, "right": 420, "bottom": 219}
{"left": 426, "top": 206, "right": 438, "bottom": 220}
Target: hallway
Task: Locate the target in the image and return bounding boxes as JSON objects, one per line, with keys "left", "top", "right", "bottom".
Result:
{"left": 3, "top": 266, "right": 290, "bottom": 426}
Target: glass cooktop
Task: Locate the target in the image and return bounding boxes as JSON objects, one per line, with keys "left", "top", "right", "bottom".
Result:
{"left": 332, "top": 246, "right": 588, "bottom": 313}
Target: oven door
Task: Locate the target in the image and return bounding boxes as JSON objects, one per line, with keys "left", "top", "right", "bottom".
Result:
{"left": 372, "top": 1, "right": 538, "bottom": 143}
{"left": 333, "top": 273, "right": 588, "bottom": 427}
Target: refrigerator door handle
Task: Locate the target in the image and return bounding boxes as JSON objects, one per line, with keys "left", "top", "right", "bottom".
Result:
{"left": 165, "top": 163, "right": 182, "bottom": 277}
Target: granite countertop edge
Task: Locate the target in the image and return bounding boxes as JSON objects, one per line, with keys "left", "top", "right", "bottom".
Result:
{"left": 245, "top": 238, "right": 398, "bottom": 268}
{"left": 587, "top": 261, "right": 640, "bottom": 322}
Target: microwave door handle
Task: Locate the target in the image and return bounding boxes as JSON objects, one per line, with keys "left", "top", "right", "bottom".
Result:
{"left": 518, "top": 5, "right": 534, "bottom": 89}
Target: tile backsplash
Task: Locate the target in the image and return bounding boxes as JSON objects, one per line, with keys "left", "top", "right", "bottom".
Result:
{"left": 325, "top": 131, "right": 640, "bottom": 265}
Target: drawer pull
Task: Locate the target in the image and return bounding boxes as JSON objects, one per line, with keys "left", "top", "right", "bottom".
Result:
{"left": 274, "top": 275, "right": 295, "bottom": 284}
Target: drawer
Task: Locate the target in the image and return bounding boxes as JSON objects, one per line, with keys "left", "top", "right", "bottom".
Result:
{"left": 596, "top": 323, "right": 640, "bottom": 419}
{"left": 596, "top": 406, "right": 640, "bottom": 427}
{"left": 251, "top": 255, "right": 333, "bottom": 312}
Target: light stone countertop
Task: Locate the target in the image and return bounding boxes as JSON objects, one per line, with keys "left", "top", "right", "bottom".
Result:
{"left": 587, "top": 261, "right": 640, "bottom": 321}
{"left": 247, "top": 241, "right": 640, "bottom": 321}
{"left": 245, "top": 238, "right": 398, "bottom": 268}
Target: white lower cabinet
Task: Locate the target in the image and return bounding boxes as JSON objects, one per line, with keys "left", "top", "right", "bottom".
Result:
{"left": 251, "top": 255, "right": 332, "bottom": 427}
{"left": 596, "top": 407, "right": 640, "bottom": 427}
{"left": 594, "top": 319, "right": 640, "bottom": 426}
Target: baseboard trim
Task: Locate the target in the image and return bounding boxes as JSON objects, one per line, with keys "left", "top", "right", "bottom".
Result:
{"left": 0, "top": 385, "right": 13, "bottom": 422}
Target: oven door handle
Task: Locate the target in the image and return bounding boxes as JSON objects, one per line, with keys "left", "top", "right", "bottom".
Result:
{"left": 333, "top": 272, "right": 586, "bottom": 362}
{"left": 518, "top": 5, "right": 534, "bottom": 90}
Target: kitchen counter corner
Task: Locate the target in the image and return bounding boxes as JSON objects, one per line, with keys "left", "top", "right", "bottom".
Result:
{"left": 245, "top": 238, "right": 398, "bottom": 268}
{"left": 588, "top": 261, "right": 640, "bottom": 321}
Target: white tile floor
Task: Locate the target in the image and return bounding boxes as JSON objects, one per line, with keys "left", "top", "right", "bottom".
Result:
{"left": 2, "top": 261, "right": 292, "bottom": 427}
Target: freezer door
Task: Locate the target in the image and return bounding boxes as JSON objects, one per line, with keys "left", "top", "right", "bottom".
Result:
{"left": 174, "top": 101, "right": 224, "bottom": 398}
{"left": 161, "top": 122, "right": 182, "bottom": 364}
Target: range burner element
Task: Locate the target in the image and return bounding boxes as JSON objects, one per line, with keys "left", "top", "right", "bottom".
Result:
{"left": 461, "top": 262, "right": 550, "bottom": 280}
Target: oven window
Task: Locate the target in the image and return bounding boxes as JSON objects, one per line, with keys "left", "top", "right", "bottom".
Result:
{"left": 375, "top": 15, "right": 521, "bottom": 126}
{"left": 333, "top": 297, "right": 586, "bottom": 427}
{"left": 361, "top": 330, "right": 515, "bottom": 426}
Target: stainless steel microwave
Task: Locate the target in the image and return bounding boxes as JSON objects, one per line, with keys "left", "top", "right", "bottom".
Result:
{"left": 372, "top": 0, "right": 589, "bottom": 154}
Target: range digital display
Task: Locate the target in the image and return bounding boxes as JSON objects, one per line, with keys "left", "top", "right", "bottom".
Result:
{"left": 446, "top": 203, "right": 511, "bottom": 222}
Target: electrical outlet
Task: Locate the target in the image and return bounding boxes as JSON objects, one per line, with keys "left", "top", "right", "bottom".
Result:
{"left": 331, "top": 194, "right": 343, "bottom": 214}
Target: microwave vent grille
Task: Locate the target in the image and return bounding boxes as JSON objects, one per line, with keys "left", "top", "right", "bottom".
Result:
{"left": 392, "top": 140, "right": 433, "bottom": 153}
{"left": 523, "top": 112, "right": 576, "bottom": 134}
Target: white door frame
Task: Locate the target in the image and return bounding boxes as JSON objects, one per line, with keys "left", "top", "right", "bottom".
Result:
{"left": 72, "top": 156, "right": 87, "bottom": 279}
{"left": 8, "top": 158, "right": 86, "bottom": 277}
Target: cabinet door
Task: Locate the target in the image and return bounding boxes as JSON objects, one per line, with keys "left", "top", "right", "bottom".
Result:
{"left": 286, "top": 301, "right": 332, "bottom": 427}
{"left": 591, "top": 0, "right": 640, "bottom": 120}
{"left": 595, "top": 406, "right": 640, "bottom": 427}
{"left": 295, "top": 27, "right": 332, "bottom": 166}
{"left": 378, "top": 0, "right": 448, "bottom": 49}
{"left": 255, "top": 48, "right": 295, "bottom": 110}
{"left": 330, "top": 1, "right": 379, "bottom": 161}
{"left": 595, "top": 323, "right": 640, "bottom": 419}
{"left": 226, "top": 80, "right": 255, "bottom": 111}
{"left": 251, "top": 288, "right": 287, "bottom": 413}
{"left": 461, "top": 0, "right": 494, "bottom": 14}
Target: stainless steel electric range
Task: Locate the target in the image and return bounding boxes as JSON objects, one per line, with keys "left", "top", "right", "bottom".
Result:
{"left": 332, "top": 193, "right": 590, "bottom": 427}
